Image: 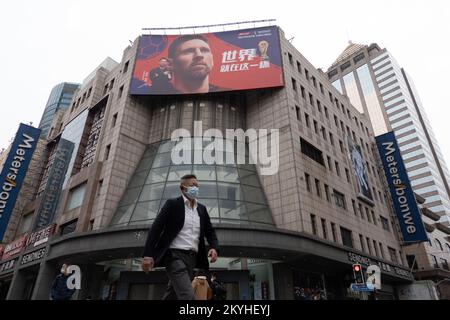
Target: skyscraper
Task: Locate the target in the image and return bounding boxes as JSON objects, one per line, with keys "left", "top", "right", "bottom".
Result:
{"left": 327, "top": 43, "right": 450, "bottom": 221}
{"left": 38, "top": 82, "right": 80, "bottom": 139}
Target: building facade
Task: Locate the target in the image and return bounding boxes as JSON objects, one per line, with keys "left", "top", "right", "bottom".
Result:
{"left": 0, "top": 27, "right": 415, "bottom": 300}
{"left": 327, "top": 43, "right": 450, "bottom": 298}
{"left": 38, "top": 82, "right": 80, "bottom": 139}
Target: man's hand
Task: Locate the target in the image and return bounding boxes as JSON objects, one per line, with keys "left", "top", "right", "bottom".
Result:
{"left": 141, "top": 257, "right": 154, "bottom": 273}
{"left": 208, "top": 249, "right": 218, "bottom": 263}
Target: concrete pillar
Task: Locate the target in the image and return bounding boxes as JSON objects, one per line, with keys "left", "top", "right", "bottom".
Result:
{"left": 6, "top": 269, "right": 28, "bottom": 300}
{"left": 30, "top": 261, "right": 58, "bottom": 300}
{"left": 272, "top": 263, "right": 293, "bottom": 300}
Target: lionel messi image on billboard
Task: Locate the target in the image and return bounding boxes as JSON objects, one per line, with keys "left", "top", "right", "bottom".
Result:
{"left": 130, "top": 26, "right": 284, "bottom": 95}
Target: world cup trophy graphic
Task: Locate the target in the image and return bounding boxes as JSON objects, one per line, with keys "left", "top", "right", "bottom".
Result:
{"left": 258, "top": 40, "right": 270, "bottom": 69}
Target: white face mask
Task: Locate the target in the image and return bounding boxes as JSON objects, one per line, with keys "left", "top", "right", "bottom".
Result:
{"left": 61, "top": 266, "right": 66, "bottom": 273}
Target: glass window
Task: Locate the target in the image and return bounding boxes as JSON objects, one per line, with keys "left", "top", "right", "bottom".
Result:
{"left": 167, "top": 165, "right": 193, "bottom": 181}
{"left": 146, "top": 167, "right": 170, "bottom": 184}
{"left": 139, "top": 183, "right": 165, "bottom": 202}
{"left": 340, "top": 227, "right": 353, "bottom": 248}
{"left": 321, "top": 218, "right": 328, "bottom": 240}
{"left": 152, "top": 153, "right": 173, "bottom": 168}
{"left": 246, "top": 203, "right": 273, "bottom": 224}
{"left": 60, "top": 219, "right": 78, "bottom": 236}
{"left": 219, "top": 200, "right": 248, "bottom": 222}
{"left": 111, "top": 205, "right": 135, "bottom": 225}
{"left": 381, "top": 216, "right": 390, "bottom": 231}
{"left": 162, "top": 182, "right": 182, "bottom": 199}
{"left": 238, "top": 169, "right": 260, "bottom": 187}
{"left": 66, "top": 183, "right": 87, "bottom": 211}
{"left": 359, "top": 235, "right": 365, "bottom": 252}
{"left": 20, "top": 214, "right": 33, "bottom": 234}
{"left": 334, "top": 190, "right": 346, "bottom": 209}
{"left": 158, "top": 140, "right": 177, "bottom": 153}
{"left": 216, "top": 166, "right": 239, "bottom": 183}
{"left": 331, "top": 223, "right": 337, "bottom": 242}
{"left": 218, "top": 182, "right": 243, "bottom": 201}
{"left": 310, "top": 214, "right": 317, "bottom": 235}
{"left": 193, "top": 165, "right": 216, "bottom": 181}
{"left": 332, "top": 80, "right": 343, "bottom": 94}
{"left": 389, "top": 247, "right": 398, "bottom": 263}
{"left": 128, "top": 171, "right": 149, "bottom": 188}
{"left": 61, "top": 109, "right": 89, "bottom": 187}
{"left": 196, "top": 181, "right": 218, "bottom": 199}
{"left": 131, "top": 200, "right": 161, "bottom": 222}
{"left": 197, "top": 198, "right": 219, "bottom": 219}
{"left": 143, "top": 144, "right": 160, "bottom": 158}
{"left": 343, "top": 72, "right": 364, "bottom": 113}
{"left": 242, "top": 185, "right": 266, "bottom": 204}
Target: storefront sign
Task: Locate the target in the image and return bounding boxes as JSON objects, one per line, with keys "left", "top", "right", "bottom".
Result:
{"left": 26, "top": 224, "right": 55, "bottom": 248}
{"left": 348, "top": 252, "right": 371, "bottom": 266}
{"left": 347, "top": 252, "right": 412, "bottom": 279}
{"left": 2, "top": 235, "right": 27, "bottom": 260}
{"left": 21, "top": 248, "right": 46, "bottom": 265}
{"left": 376, "top": 131, "right": 428, "bottom": 243}
{"left": 0, "top": 124, "right": 41, "bottom": 240}
{"left": 0, "top": 258, "right": 16, "bottom": 273}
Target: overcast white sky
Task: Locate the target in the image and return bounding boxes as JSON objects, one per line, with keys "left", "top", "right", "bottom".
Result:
{"left": 1, "top": 0, "right": 449, "bottom": 166}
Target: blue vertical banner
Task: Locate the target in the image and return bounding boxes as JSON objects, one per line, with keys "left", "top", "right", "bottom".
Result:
{"left": 376, "top": 131, "right": 428, "bottom": 243}
{"left": 34, "top": 138, "right": 74, "bottom": 230}
{"left": 0, "top": 124, "right": 41, "bottom": 241}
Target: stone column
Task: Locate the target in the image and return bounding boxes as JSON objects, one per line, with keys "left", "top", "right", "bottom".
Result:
{"left": 30, "top": 261, "right": 58, "bottom": 300}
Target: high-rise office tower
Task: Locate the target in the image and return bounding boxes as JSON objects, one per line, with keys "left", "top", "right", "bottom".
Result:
{"left": 327, "top": 43, "right": 450, "bottom": 221}
{"left": 38, "top": 82, "right": 80, "bottom": 139}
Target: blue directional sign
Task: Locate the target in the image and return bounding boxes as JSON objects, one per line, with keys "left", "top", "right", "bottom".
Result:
{"left": 351, "top": 283, "right": 374, "bottom": 292}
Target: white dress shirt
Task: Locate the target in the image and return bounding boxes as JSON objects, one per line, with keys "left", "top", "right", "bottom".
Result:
{"left": 170, "top": 194, "right": 201, "bottom": 252}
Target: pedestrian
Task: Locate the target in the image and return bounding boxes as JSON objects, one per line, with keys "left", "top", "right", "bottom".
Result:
{"left": 141, "top": 174, "right": 219, "bottom": 300}
{"left": 50, "top": 263, "right": 76, "bottom": 300}
{"left": 211, "top": 273, "right": 227, "bottom": 300}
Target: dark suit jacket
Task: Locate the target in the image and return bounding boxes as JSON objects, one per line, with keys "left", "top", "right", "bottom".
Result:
{"left": 142, "top": 196, "right": 219, "bottom": 270}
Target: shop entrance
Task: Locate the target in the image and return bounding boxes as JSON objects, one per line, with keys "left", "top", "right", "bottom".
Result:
{"left": 0, "top": 278, "right": 12, "bottom": 300}
{"left": 116, "top": 269, "right": 250, "bottom": 300}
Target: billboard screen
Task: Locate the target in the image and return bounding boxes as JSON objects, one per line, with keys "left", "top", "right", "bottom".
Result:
{"left": 0, "top": 124, "right": 41, "bottom": 241}
{"left": 376, "top": 131, "right": 428, "bottom": 243}
{"left": 130, "top": 26, "right": 284, "bottom": 95}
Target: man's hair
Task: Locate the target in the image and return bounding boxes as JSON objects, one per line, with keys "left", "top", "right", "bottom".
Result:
{"left": 168, "top": 35, "right": 209, "bottom": 59}
{"left": 180, "top": 174, "right": 197, "bottom": 181}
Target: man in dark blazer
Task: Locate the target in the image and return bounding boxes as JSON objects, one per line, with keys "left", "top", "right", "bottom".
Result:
{"left": 141, "top": 174, "right": 219, "bottom": 300}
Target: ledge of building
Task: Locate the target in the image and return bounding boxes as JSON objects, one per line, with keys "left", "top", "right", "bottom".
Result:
{"left": 424, "top": 222, "right": 436, "bottom": 233}
{"left": 413, "top": 268, "right": 450, "bottom": 280}
{"left": 422, "top": 207, "right": 441, "bottom": 222}
{"left": 415, "top": 193, "right": 426, "bottom": 205}
{"left": 434, "top": 222, "right": 450, "bottom": 235}
{"left": 43, "top": 223, "right": 413, "bottom": 282}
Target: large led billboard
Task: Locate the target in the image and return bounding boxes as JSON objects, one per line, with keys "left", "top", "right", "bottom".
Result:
{"left": 130, "top": 26, "right": 284, "bottom": 95}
